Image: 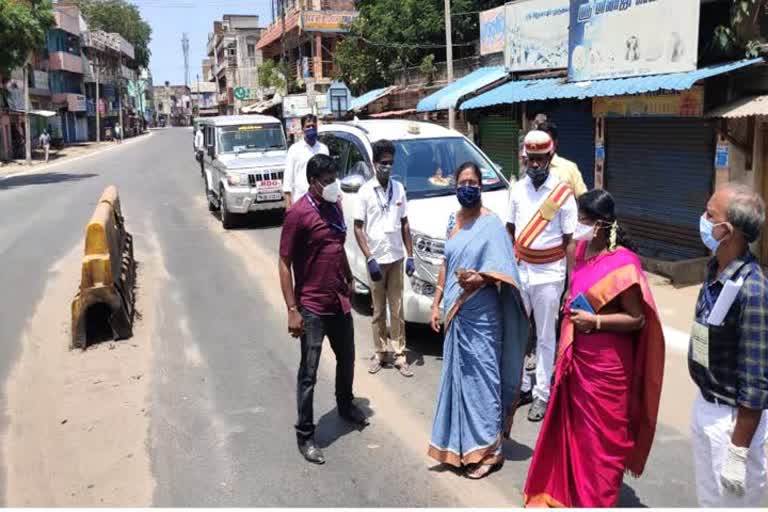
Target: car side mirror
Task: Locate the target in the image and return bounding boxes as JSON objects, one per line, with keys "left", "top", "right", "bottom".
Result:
{"left": 340, "top": 174, "right": 366, "bottom": 193}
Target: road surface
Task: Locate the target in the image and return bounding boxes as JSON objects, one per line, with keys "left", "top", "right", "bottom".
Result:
{"left": 0, "top": 127, "right": 757, "bottom": 507}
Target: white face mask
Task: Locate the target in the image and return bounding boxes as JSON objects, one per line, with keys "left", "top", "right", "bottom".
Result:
{"left": 321, "top": 179, "right": 341, "bottom": 203}
{"left": 573, "top": 222, "right": 597, "bottom": 242}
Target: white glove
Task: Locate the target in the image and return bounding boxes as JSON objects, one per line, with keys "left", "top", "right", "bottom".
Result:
{"left": 720, "top": 442, "right": 749, "bottom": 497}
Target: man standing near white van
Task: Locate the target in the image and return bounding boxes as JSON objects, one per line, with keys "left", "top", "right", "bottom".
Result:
{"left": 507, "top": 130, "right": 576, "bottom": 423}
{"left": 283, "top": 114, "right": 329, "bottom": 209}
{"left": 354, "top": 140, "right": 416, "bottom": 377}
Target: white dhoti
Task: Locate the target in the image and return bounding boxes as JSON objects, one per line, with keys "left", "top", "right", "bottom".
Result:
{"left": 519, "top": 279, "right": 564, "bottom": 403}
{"left": 691, "top": 391, "right": 768, "bottom": 507}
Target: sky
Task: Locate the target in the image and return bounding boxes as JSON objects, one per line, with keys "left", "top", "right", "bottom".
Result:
{"left": 132, "top": 0, "right": 274, "bottom": 86}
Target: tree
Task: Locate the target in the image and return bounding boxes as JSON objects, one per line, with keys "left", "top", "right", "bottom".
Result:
{"left": 79, "top": 0, "right": 152, "bottom": 68}
{"left": 711, "top": 0, "right": 767, "bottom": 58}
{"left": 257, "top": 59, "right": 289, "bottom": 94}
{"left": 0, "top": 0, "right": 54, "bottom": 81}
{"left": 335, "top": 0, "right": 505, "bottom": 94}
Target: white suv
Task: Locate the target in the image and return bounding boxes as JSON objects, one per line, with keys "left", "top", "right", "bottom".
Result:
{"left": 319, "top": 119, "right": 512, "bottom": 324}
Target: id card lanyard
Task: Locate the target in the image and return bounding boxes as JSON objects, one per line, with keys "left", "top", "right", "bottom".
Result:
{"left": 306, "top": 194, "right": 347, "bottom": 234}
{"left": 375, "top": 182, "right": 394, "bottom": 213}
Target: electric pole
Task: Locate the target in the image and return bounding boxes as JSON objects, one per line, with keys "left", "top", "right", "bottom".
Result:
{"left": 23, "top": 57, "right": 31, "bottom": 164}
{"left": 444, "top": 0, "right": 455, "bottom": 130}
{"left": 280, "top": 0, "right": 288, "bottom": 93}
{"left": 95, "top": 57, "right": 101, "bottom": 143}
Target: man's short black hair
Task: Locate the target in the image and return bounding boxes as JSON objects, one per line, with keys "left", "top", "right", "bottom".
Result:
{"left": 538, "top": 120, "right": 558, "bottom": 142}
{"left": 372, "top": 139, "right": 396, "bottom": 163}
{"left": 301, "top": 114, "right": 318, "bottom": 128}
{"left": 306, "top": 153, "right": 338, "bottom": 183}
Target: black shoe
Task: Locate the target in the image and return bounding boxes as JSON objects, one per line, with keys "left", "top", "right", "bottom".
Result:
{"left": 518, "top": 390, "right": 533, "bottom": 407}
{"left": 298, "top": 439, "right": 326, "bottom": 465}
{"left": 339, "top": 403, "right": 370, "bottom": 427}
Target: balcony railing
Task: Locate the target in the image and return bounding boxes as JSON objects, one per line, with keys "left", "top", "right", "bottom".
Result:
{"left": 54, "top": 10, "right": 80, "bottom": 36}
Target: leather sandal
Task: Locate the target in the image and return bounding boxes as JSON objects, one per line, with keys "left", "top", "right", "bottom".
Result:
{"left": 465, "top": 461, "right": 503, "bottom": 480}
{"left": 395, "top": 360, "right": 414, "bottom": 378}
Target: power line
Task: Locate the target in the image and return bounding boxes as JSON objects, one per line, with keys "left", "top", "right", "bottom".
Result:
{"left": 358, "top": 35, "right": 475, "bottom": 50}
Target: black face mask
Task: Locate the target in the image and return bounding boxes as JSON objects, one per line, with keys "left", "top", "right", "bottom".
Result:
{"left": 526, "top": 166, "right": 549, "bottom": 188}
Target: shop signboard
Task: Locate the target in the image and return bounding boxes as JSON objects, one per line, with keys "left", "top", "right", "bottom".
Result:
{"left": 234, "top": 87, "right": 258, "bottom": 101}
{"left": 283, "top": 93, "right": 328, "bottom": 119}
{"left": 568, "top": 0, "right": 700, "bottom": 81}
{"left": 480, "top": 6, "right": 505, "bottom": 56}
{"left": 300, "top": 11, "right": 358, "bottom": 33}
{"left": 504, "top": 0, "right": 570, "bottom": 72}
{"left": 67, "top": 94, "right": 87, "bottom": 112}
{"left": 592, "top": 87, "right": 704, "bottom": 117}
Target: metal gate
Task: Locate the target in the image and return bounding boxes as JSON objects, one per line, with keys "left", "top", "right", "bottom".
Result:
{"left": 529, "top": 100, "right": 595, "bottom": 188}
{"left": 605, "top": 118, "right": 715, "bottom": 260}
{"left": 478, "top": 116, "right": 519, "bottom": 180}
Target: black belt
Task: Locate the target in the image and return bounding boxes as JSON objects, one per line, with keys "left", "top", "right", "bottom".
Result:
{"left": 701, "top": 390, "right": 736, "bottom": 407}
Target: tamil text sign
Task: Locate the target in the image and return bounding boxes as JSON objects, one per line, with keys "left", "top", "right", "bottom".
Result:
{"left": 67, "top": 94, "right": 87, "bottom": 112}
{"left": 504, "top": 0, "right": 570, "bottom": 72}
{"left": 569, "top": 0, "right": 700, "bottom": 81}
{"left": 300, "top": 11, "right": 358, "bottom": 33}
{"left": 592, "top": 87, "right": 704, "bottom": 117}
{"left": 480, "top": 6, "right": 505, "bottom": 56}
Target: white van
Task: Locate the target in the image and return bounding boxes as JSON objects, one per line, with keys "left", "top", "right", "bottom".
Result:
{"left": 200, "top": 115, "right": 288, "bottom": 228}
{"left": 318, "top": 119, "right": 512, "bottom": 324}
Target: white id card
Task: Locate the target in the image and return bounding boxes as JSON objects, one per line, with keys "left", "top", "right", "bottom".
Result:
{"left": 690, "top": 322, "right": 710, "bottom": 369}
{"left": 707, "top": 276, "right": 744, "bottom": 326}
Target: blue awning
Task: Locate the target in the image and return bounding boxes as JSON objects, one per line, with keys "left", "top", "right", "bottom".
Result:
{"left": 348, "top": 86, "right": 396, "bottom": 112}
{"left": 460, "top": 58, "right": 763, "bottom": 111}
{"left": 417, "top": 66, "right": 509, "bottom": 113}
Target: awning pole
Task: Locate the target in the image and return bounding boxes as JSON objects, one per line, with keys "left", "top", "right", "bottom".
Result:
{"left": 444, "top": 0, "right": 455, "bottom": 130}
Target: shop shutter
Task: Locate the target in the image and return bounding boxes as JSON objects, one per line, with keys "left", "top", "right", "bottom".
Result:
{"left": 605, "top": 118, "right": 715, "bottom": 260}
{"left": 478, "top": 115, "right": 519, "bottom": 180}
{"left": 542, "top": 101, "right": 596, "bottom": 189}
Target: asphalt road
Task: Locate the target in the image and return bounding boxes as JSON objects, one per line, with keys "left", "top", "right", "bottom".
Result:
{"left": 0, "top": 127, "right": 755, "bottom": 507}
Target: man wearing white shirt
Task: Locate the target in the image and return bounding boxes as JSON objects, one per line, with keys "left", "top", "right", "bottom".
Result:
{"left": 283, "top": 114, "right": 329, "bottom": 209}
{"left": 507, "top": 130, "right": 577, "bottom": 422}
{"left": 354, "top": 140, "right": 415, "bottom": 377}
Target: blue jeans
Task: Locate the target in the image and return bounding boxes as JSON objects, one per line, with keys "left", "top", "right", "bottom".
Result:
{"left": 295, "top": 309, "right": 355, "bottom": 443}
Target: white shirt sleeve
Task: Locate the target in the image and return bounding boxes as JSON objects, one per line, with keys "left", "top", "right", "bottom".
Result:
{"left": 318, "top": 142, "right": 329, "bottom": 156}
{"left": 354, "top": 185, "right": 368, "bottom": 222}
{"left": 561, "top": 194, "right": 578, "bottom": 235}
{"left": 283, "top": 145, "right": 296, "bottom": 193}
{"left": 506, "top": 186, "right": 518, "bottom": 226}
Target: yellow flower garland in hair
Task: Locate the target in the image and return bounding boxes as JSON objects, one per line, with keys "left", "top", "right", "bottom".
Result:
{"left": 609, "top": 220, "right": 618, "bottom": 251}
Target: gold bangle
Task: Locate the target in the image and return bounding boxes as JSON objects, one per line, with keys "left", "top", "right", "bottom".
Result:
{"left": 596, "top": 315, "right": 601, "bottom": 331}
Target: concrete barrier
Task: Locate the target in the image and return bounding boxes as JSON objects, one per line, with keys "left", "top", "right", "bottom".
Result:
{"left": 71, "top": 185, "right": 136, "bottom": 349}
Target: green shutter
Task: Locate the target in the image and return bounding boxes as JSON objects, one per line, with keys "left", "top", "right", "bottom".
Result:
{"left": 478, "top": 116, "right": 519, "bottom": 179}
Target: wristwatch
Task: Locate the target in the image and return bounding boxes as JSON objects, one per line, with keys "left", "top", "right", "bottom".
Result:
{"left": 288, "top": 305, "right": 298, "bottom": 312}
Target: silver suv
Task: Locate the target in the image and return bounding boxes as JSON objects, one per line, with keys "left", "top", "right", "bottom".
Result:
{"left": 200, "top": 115, "right": 288, "bottom": 228}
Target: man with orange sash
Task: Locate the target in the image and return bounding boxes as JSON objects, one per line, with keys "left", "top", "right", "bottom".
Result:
{"left": 506, "top": 130, "right": 576, "bottom": 422}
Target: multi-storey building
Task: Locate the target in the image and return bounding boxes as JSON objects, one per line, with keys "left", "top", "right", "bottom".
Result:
{"left": 206, "top": 15, "right": 265, "bottom": 114}
{"left": 256, "top": 1, "right": 358, "bottom": 96}
{"left": 153, "top": 84, "right": 192, "bottom": 127}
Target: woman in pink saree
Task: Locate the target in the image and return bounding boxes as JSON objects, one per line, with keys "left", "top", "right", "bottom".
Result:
{"left": 524, "top": 189, "right": 665, "bottom": 507}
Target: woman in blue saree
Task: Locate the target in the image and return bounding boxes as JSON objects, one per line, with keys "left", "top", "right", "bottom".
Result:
{"left": 427, "top": 162, "right": 529, "bottom": 480}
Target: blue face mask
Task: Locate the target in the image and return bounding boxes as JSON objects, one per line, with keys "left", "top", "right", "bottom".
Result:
{"left": 304, "top": 127, "right": 318, "bottom": 145}
{"left": 456, "top": 185, "right": 481, "bottom": 208}
{"left": 700, "top": 215, "right": 726, "bottom": 253}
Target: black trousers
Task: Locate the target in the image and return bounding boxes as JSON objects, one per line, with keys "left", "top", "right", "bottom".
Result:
{"left": 295, "top": 309, "right": 355, "bottom": 443}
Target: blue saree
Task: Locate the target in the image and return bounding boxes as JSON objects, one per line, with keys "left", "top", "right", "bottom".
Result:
{"left": 427, "top": 212, "right": 529, "bottom": 467}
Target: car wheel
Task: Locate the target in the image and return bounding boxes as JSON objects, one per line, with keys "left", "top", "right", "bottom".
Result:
{"left": 220, "top": 187, "right": 235, "bottom": 229}
{"left": 205, "top": 177, "right": 218, "bottom": 212}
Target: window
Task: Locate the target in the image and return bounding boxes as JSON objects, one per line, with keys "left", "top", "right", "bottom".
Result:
{"left": 216, "top": 124, "right": 286, "bottom": 154}
{"left": 247, "top": 44, "right": 255, "bottom": 58}
{"left": 345, "top": 139, "right": 371, "bottom": 178}
{"left": 319, "top": 133, "right": 347, "bottom": 169}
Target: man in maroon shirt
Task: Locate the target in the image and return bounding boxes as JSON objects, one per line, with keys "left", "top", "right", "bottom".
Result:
{"left": 278, "top": 154, "right": 369, "bottom": 465}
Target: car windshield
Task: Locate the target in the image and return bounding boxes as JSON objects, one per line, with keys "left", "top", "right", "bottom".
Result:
{"left": 217, "top": 124, "right": 286, "bottom": 154}
{"left": 388, "top": 137, "right": 506, "bottom": 198}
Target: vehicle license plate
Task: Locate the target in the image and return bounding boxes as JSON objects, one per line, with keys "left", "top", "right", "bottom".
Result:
{"left": 256, "top": 192, "right": 282, "bottom": 202}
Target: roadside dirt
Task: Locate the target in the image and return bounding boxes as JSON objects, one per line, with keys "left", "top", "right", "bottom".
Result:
{"left": 1, "top": 230, "right": 160, "bottom": 505}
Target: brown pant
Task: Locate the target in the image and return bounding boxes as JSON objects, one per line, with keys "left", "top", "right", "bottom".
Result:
{"left": 371, "top": 259, "right": 405, "bottom": 363}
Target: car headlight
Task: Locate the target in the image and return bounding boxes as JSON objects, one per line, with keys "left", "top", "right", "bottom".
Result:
{"left": 226, "top": 173, "right": 248, "bottom": 187}
{"left": 412, "top": 231, "right": 445, "bottom": 264}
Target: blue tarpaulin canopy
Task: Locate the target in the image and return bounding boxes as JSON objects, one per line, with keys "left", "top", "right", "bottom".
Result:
{"left": 348, "top": 86, "right": 397, "bottom": 113}
{"left": 460, "top": 58, "right": 763, "bottom": 110}
{"left": 416, "top": 66, "right": 509, "bottom": 113}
